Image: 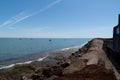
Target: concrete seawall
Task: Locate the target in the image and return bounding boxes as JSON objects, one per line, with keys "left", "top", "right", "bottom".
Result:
{"left": 82, "top": 39, "right": 120, "bottom": 79}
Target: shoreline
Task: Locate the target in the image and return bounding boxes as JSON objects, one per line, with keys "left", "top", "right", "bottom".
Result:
{"left": 0, "top": 42, "right": 88, "bottom": 70}
{"left": 0, "top": 38, "right": 118, "bottom": 80}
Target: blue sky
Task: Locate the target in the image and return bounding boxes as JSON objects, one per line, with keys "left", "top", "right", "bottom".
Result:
{"left": 0, "top": 0, "right": 120, "bottom": 38}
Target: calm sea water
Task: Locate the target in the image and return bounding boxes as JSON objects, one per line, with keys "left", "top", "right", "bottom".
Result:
{"left": 0, "top": 38, "right": 90, "bottom": 61}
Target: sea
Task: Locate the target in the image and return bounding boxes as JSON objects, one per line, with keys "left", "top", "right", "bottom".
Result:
{"left": 0, "top": 38, "right": 90, "bottom": 69}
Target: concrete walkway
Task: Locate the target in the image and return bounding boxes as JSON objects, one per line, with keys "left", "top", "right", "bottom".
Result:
{"left": 82, "top": 39, "right": 120, "bottom": 80}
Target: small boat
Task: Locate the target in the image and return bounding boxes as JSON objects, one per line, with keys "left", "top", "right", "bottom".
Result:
{"left": 49, "top": 39, "right": 52, "bottom": 42}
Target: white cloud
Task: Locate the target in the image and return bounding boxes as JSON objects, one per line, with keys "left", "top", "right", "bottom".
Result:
{"left": 0, "top": 0, "right": 63, "bottom": 28}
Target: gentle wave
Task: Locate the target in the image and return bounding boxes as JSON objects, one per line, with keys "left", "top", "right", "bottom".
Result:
{"left": 0, "top": 64, "right": 15, "bottom": 70}
{"left": 37, "top": 55, "right": 49, "bottom": 61}
{"left": 61, "top": 43, "right": 88, "bottom": 51}
{"left": 61, "top": 48, "right": 71, "bottom": 51}
{"left": 0, "top": 56, "right": 48, "bottom": 70}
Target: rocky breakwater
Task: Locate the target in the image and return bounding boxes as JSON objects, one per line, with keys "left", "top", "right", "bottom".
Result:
{"left": 0, "top": 39, "right": 118, "bottom": 80}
